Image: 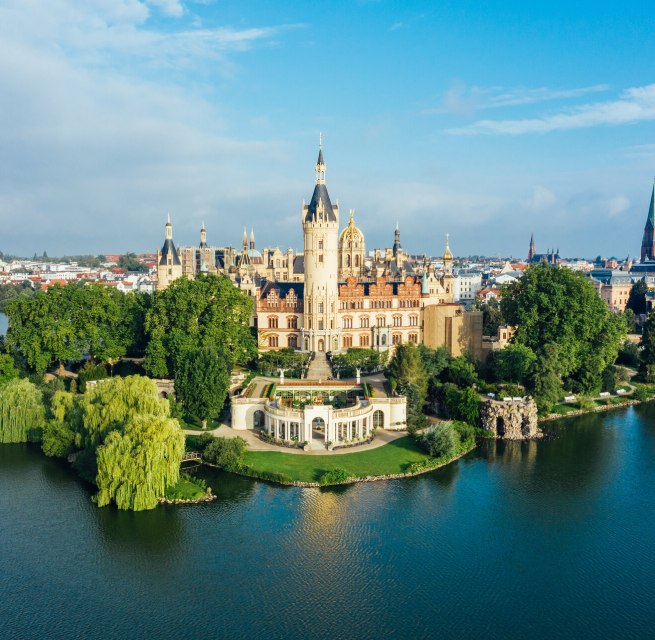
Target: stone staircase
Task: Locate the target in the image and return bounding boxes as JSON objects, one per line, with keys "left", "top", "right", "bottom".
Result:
{"left": 306, "top": 352, "right": 333, "bottom": 381}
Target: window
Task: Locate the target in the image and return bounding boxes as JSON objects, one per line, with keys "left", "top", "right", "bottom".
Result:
{"left": 319, "top": 254, "right": 323, "bottom": 263}
{"left": 346, "top": 255, "right": 351, "bottom": 267}
{"left": 355, "top": 255, "right": 360, "bottom": 267}
{"left": 360, "top": 334, "right": 369, "bottom": 347}
{"left": 288, "top": 335, "right": 298, "bottom": 348}
{"left": 318, "top": 303, "right": 324, "bottom": 314}
{"left": 343, "top": 335, "right": 353, "bottom": 348}
{"left": 269, "top": 335, "right": 279, "bottom": 347}
{"left": 392, "top": 334, "right": 401, "bottom": 345}
{"left": 318, "top": 320, "right": 324, "bottom": 330}
{"left": 409, "top": 333, "right": 418, "bottom": 343}
{"left": 377, "top": 316, "right": 385, "bottom": 327}
{"left": 268, "top": 316, "right": 278, "bottom": 329}
{"left": 373, "top": 410, "right": 384, "bottom": 428}
{"left": 393, "top": 315, "right": 402, "bottom": 327}
{"left": 318, "top": 240, "right": 324, "bottom": 250}
{"left": 361, "top": 317, "right": 369, "bottom": 328}
{"left": 287, "top": 316, "right": 298, "bottom": 329}
{"left": 409, "top": 315, "right": 418, "bottom": 327}
{"left": 343, "top": 317, "right": 353, "bottom": 329}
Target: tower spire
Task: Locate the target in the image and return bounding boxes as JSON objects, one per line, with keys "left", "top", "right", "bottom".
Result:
{"left": 643, "top": 179, "right": 655, "bottom": 261}
{"left": 165, "top": 212, "right": 172, "bottom": 240}
{"left": 315, "top": 135, "right": 325, "bottom": 185}
{"left": 250, "top": 228, "right": 255, "bottom": 250}
{"left": 528, "top": 232, "right": 536, "bottom": 262}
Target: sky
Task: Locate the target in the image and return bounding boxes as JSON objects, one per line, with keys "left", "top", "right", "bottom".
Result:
{"left": 0, "top": 0, "right": 654, "bottom": 260}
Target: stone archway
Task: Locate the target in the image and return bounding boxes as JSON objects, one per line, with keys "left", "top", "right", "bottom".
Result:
{"left": 496, "top": 416, "right": 506, "bottom": 437}
{"left": 312, "top": 416, "right": 326, "bottom": 442}
{"left": 253, "top": 410, "right": 265, "bottom": 431}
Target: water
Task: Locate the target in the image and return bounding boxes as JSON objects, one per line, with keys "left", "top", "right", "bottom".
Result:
{"left": 1, "top": 406, "right": 654, "bottom": 640}
{"left": 0, "top": 312, "right": 7, "bottom": 335}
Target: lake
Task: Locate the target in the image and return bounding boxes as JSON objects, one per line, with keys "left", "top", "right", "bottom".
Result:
{"left": 1, "top": 405, "right": 654, "bottom": 639}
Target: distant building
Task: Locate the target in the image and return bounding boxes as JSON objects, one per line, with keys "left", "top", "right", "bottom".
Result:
{"left": 527, "top": 234, "right": 560, "bottom": 265}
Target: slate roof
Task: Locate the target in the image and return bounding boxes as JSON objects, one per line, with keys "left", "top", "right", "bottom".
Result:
{"left": 259, "top": 280, "right": 304, "bottom": 301}
{"left": 305, "top": 183, "right": 337, "bottom": 223}
{"left": 159, "top": 239, "right": 181, "bottom": 266}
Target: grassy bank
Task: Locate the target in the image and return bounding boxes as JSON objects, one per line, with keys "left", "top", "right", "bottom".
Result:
{"left": 239, "top": 436, "right": 471, "bottom": 484}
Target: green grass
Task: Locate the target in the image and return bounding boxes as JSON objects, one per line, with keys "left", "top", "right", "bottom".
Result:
{"left": 164, "top": 475, "right": 208, "bottom": 501}
{"left": 241, "top": 436, "right": 435, "bottom": 483}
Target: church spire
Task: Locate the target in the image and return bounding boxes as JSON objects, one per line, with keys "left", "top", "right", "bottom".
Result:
{"left": 528, "top": 232, "right": 536, "bottom": 262}
{"left": 242, "top": 227, "right": 248, "bottom": 252}
{"left": 165, "top": 212, "right": 172, "bottom": 240}
{"left": 250, "top": 228, "right": 255, "bottom": 250}
{"left": 641, "top": 179, "right": 655, "bottom": 262}
{"left": 315, "top": 133, "right": 325, "bottom": 185}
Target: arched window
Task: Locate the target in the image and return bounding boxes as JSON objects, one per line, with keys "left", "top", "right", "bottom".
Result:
{"left": 393, "top": 315, "right": 402, "bottom": 327}
{"left": 269, "top": 335, "right": 278, "bottom": 347}
{"left": 288, "top": 335, "right": 298, "bottom": 348}
{"left": 373, "top": 410, "right": 384, "bottom": 428}
{"left": 343, "top": 335, "right": 353, "bottom": 348}
{"left": 409, "top": 333, "right": 418, "bottom": 343}
{"left": 355, "top": 255, "right": 360, "bottom": 267}
{"left": 287, "top": 316, "right": 298, "bottom": 329}
{"left": 409, "top": 315, "right": 418, "bottom": 327}
{"left": 392, "top": 334, "right": 401, "bottom": 345}
{"left": 377, "top": 316, "right": 385, "bottom": 327}
{"left": 253, "top": 410, "right": 265, "bottom": 429}
{"left": 381, "top": 334, "right": 387, "bottom": 346}
{"left": 343, "top": 316, "right": 353, "bottom": 329}
{"left": 268, "top": 316, "right": 278, "bottom": 329}
{"left": 346, "top": 255, "right": 351, "bottom": 267}
{"left": 360, "top": 334, "right": 369, "bottom": 347}
{"left": 361, "top": 316, "right": 369, "bottom": 328}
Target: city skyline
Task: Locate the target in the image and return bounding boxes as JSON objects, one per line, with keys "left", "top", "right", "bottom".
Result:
{"left": 0, "top": 0, "right": 654, "bottom": 257}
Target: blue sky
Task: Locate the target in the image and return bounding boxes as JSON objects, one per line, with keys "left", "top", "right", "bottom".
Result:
{"left": 0, "top": 0, "right": 654, "bottom": 259}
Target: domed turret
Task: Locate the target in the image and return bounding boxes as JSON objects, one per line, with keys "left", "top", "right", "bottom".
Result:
{"left": 338, "top": 209, "right": 366, "bottom": 279}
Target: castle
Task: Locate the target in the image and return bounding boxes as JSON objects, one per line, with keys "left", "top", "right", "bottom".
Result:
{"left": 157, "top": 144, "right": 494, "bottom": 359}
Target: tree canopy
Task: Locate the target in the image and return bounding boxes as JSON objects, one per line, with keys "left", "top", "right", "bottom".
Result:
{"left": 501, "top": 263, "right": 626, "bottom": 398}
{"left": 6, "top": 283, "right": 146, "bottom": 375}
{"left": 143, "top": 274, "right": 256, "bottom": 379}
{"left": 95, "top": 415, "right": 184, "bottom": 511}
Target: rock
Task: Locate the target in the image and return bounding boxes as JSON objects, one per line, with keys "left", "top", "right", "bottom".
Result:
{"left": 480, "top": 396, "right": 540, "bottom": 439}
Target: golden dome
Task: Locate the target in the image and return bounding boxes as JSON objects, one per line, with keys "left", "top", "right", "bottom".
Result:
{"left": 443, "top": 235, "right": 453, "bottom": 261}
{"left": 339, "top": 210, "right": 364, "bottom": 246}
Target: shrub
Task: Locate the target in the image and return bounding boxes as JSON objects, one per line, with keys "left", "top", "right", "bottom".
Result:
{"left": 417, "top": 422, "right": 457, "bottom": 459}
{"left": 578, "top": 396, "right": 596, "bottom": 412}
{"left": 634, "top": 386, "right": 649, "bottom": 402}
{"left": 318, "top": 468, "right": 351, "bottom": 484}
{"left": 0, "top": 378, "right": 46, "bottom": 443}
{"left": 202, "top": 436, "right": 247, "bottom": 470}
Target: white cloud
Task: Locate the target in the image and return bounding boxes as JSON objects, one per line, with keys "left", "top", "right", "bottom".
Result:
{"left": 526, "top": 186, "right": 557, "bottom": 211}
{"left": 606, "top": 195, "right": 631, "bottom": 217}
{"left": 447, "top": 84, "right": 655, "bottom": 135}
{"left": 432, "top": 82, "right": 609, "bottom": 116}
{"left": 147, "top": 0, "right": 184, "bottom": 17}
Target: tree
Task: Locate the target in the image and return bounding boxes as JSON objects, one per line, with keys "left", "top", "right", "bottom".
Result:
{"left": 385, "top": 343, "right": 429, "bottom": 432}
{"left": 175, "top": 344, "right": 231, "bottom": 429}
{"left": 117, "top": 253, "right": 148, "bottom": 272}
{"left": 0, "top": 379, "right": 45, "bottom": 443}
{"left": 454, "top": 387, "right": 480, "bottom": 427}
{"left": 143, "top": 275, "right": 256, "bottom": 379}
{"left": 418, "top": 344, "right": 450, "bottom": 380}
{"left": 501, "top": 263, "right": 626, "bottom": 394}
{"left": 475, "top": 297, "right": 503, "bottom": 336}
{"left": 77, "top": 375, "right": 169, "bottom": 449}
{"left": 441, "top": 356, "right": 479, "bottom": 388}
{"left": 489, "top": 343, "right": 537, "bottom": 385}
{"left": 0, "top": 354, "right": 20, "bottom": 384}
{"left": 527, "top": 344, "right": 563, "bottom": 412}
{"left": 41, "top": 420, "right": 76, "bottom": 458}
{"left": 95, "top": 415, "right": 185, "bottom": 511}
{"left": 640, "top": 312, "right": 655, "bottom": 381}
{"left": 626, "top": 279, "right": 648, "bottom": 316}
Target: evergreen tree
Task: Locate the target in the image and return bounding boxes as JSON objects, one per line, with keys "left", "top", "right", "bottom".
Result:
{"left": 95, "top": 415, "right": 184, "bottom": 511}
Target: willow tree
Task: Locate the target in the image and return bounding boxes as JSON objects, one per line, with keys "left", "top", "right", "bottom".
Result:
{"left": 0, "top": 378, "right": 45, "bottom": 443}
{"left": 95, "top": 415, "right": 185, "bottom": 511}
{"left": 77, "top": 375, "right": 169, "bottom": 449}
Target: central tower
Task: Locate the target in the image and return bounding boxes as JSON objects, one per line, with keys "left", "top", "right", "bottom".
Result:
{"left": 301, "top": 141, "right": 341, "bottom": 353}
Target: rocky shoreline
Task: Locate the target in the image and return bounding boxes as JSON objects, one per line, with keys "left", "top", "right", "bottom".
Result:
{"left": 539, "top": 397, "right": 648, "bottom": 423}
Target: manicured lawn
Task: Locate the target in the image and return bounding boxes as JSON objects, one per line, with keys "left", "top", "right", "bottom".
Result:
{"left": 241, "top": 436, "right": 433, "bottom": 483}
